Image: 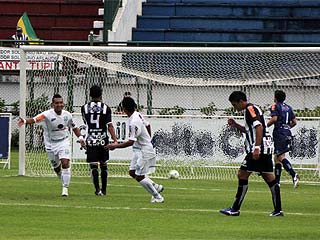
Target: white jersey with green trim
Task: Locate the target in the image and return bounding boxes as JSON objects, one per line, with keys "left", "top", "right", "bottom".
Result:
{"left": 34, "top": 109, "right": 76, "bottom": 149}
{"left": 128, "top": 111, "right": 152, "bottom": 149}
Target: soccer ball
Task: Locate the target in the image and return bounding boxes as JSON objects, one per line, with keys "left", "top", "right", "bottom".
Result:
{"left": 169, "top": 170, "right": 179, "bottom": 179}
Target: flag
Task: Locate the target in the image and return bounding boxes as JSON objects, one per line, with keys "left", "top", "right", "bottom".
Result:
{"left": 17, "top": 12, "right": 42, "bottom": 44}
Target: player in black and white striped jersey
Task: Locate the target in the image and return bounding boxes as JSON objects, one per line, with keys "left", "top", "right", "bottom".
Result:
{"left": 80, "top": 85, "right": 117, "bottom": 196}
{"left": 220, "top": 91, "right": 283, "bottom": 217}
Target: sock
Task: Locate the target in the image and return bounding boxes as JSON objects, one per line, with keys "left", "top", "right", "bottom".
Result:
{"left": 54, "top": 165, "right": 62, "bottom": 178}
{"left": 146, "top": 177, "right": 161, "bottom": 192}
{"left": 231, "top": 179, "right": 248, "bottom": 211}
{"left": 90, "top": 165, "right": 100, "bottom": 191}
{"left": 282, "top": 159, "right": 296, "bottom": 178}
{"left": 139, "top": 178, "right": 160, "bottom": 198}
{"left": 100, "top": 165, "right": 108, "bottom": 193}
{"left": 274, "top": 163, "right": 282, "bottom": 184}
{"left": 61, "top": 168, "right": 71, "bottom": 188}
{"left": 268, "top": 180, "right": 282, "bottom": 212}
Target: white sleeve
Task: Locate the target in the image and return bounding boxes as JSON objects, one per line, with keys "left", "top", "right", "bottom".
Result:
{"left": 128, "top": 123, "right": 141, "bottom": 142}
{"left": 68, "top": 113, "right": 77, "bottom": 129}
{"left": 33, "top": 110, "right": 48, "bottom": 123}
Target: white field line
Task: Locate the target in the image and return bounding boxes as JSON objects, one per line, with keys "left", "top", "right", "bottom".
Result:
{"left": 0, "top": 202, "right": 318, "bottom": 217}
{"left": 1, "top": 177, "right": 317, "bottom": 194}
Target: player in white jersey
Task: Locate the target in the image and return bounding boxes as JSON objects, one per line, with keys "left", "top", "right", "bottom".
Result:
{"left": 106, "top": 97, "right": 164, "bottom": 203}
{"left": 18, "top": 94, "right": 84, "bottom": 197}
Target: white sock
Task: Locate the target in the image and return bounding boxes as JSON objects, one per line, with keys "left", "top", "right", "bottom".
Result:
{"left": 139, "top": 178, "right": 160, "bottom": 197}
{"left": 147, "top": 177, "right": 160, "bottom": 190}
{"left": 61, "top": 168, "right": 71, "bottom": 188}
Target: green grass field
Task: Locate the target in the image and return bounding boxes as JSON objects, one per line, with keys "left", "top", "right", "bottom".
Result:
{"left": 0, "top": 151, "right": 320, "bottom": 240}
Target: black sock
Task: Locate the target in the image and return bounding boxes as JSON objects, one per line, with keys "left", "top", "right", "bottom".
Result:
{"left": 90, "top": 166, "right": 100, "bottom": 191}
{"left": 100, "top": 165, "right": 108, "bottom": 193}
{"left": 274, "top": 163, "right": 282, "bottom": 184}
{"left": 282, "top": 159, "right": 296, "bottom": 178}
{"left": 232, "top": 179, "right": 248, "bottom": 211}
{"left": 268, "top": 180, "right": 282, "bottom": 212}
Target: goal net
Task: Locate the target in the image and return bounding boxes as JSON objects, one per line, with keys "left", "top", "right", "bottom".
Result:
{"left": 19, "top": 46, "right": 320, "bottom": 183}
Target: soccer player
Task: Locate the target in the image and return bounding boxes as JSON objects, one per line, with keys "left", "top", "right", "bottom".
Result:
{"left": 116, "top": 91, "right": 132, "bottom": 113}
{"left": 267, "top": 90, "right": 299, "bottom": 188}
{"left": 220, "top": 91, "right": 283, "bottom": 217}
{"left": 18, "top": 94, "right": 84, "bottom": 197}
{"left": 80, "top": 85, "right": 117, "bottom": 196}
{"left": 106, "top": 97, "right": 164, "bottom": 203}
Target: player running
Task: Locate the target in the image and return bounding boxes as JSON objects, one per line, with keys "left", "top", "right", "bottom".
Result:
{"left": 106, "top": 97, "right": 164, "bottom": 203}
{"left": 18, "top": 94, "right": 84, "bottom": 197}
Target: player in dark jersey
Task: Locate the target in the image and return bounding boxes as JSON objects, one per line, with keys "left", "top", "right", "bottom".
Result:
{"left": 220, "top": 91, "right": 283, "bottom": 217}
{"left": 80, "top": 85, "right": 117, "bottom": 195}
{"left": 267, "top": 90, "right": 299, "bottom": 188}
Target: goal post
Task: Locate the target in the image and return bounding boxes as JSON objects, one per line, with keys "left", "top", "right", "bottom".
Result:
{"left": 19, "top": 45, "right": 320, "bottom": 182}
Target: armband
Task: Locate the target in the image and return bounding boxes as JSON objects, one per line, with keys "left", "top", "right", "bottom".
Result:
{"left": 254, "top": 146, "right": 261, "bottom": 150}
{"left": 33, "top": 117, "right": 37, "bottom": 123}
{"left": 23, "top": 118, "right": 27, "bottom": 124}
{"left": 78, "top": 135, "right": 84, "bottom": 141}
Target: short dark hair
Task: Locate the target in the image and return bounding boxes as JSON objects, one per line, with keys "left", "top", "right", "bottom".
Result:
{"left": 274, "top": 90, "right": 286, "bottom": 102}
{"left": 229, "top": 91, "right": 247, "bottom": 102}
{"left": 90, "top": 85, "right": 102, "bottom": 98}
{"left": 121, "top": 97, "right": 136, "bottom": 113}
{"left": 52, "top": 94, "right": 62, "bottom": 102}
{"left": 124, "top": 91, "right": 131, "bottom": 97}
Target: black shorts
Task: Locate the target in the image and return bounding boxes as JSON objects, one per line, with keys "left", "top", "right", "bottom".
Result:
{"left": 240, "top": 153, "right": 273, "bottom": 173}
{"left": 86, "top": 146, "right": 109, "bottom": 163}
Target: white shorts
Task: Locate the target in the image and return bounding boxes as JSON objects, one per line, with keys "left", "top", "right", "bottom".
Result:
{"left": 46, "top": 139, "right": 71, "bottom": 168}
{"left": 129, "top": 146, "right": 156, "bottom": 176}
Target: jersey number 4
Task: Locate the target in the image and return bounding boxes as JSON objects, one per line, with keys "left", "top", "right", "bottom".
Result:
{"left": 90, "top": 115, "right": 100, "bottom": 128}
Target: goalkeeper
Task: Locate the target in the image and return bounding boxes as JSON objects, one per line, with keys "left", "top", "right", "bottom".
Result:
{"left": 267, "top": 90, "right": 300, "bottom": 188}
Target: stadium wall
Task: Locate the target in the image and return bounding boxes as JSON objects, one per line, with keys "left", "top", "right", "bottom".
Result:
{"left": 108, "top": 0, "right": 144, "bottom": 42}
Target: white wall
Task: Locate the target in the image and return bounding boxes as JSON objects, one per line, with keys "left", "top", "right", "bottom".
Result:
{"left": 108, "top": 0, "right": 143, "bottom": 42}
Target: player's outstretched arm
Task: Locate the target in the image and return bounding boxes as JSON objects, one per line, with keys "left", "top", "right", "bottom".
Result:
{"left": 17, "top": 117, "right": 35, "bottom": 127}
{"left": 18, "top": 113, "right": 46, "bottom": 127}
{"left": 106, "top": 140, "right": 134, "bottom": 150}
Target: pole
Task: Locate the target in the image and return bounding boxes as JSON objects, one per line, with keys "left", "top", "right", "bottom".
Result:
{"left": 19, "top": 49, "right": 27, "bottom": 176}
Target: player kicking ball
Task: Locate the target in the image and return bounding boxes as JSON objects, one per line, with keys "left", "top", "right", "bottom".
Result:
{"left": 18, "top": 94, "right": 85, "bottom": 197}
{"left": 106, "top": 97, "right": 164, "bottom": 203}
